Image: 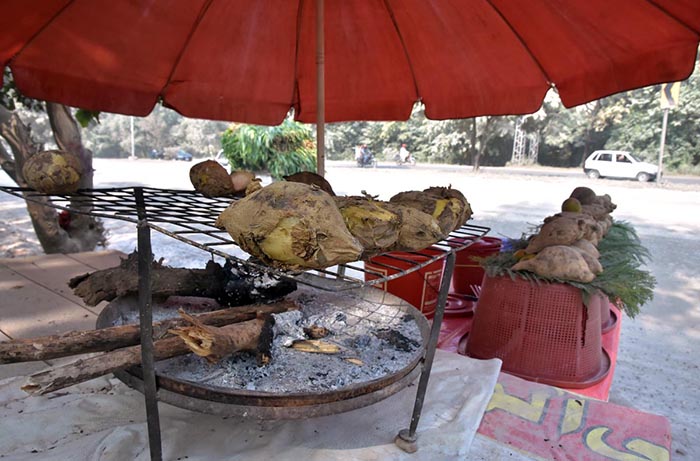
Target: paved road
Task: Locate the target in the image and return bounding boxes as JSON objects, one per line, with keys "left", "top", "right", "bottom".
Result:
{"left": 335, "top": 160, "right": 700, "bottom": 188}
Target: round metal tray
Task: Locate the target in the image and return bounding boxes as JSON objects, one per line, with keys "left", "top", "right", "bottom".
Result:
{"left": 97, "top": 286, "right": 429, "bottom": 419}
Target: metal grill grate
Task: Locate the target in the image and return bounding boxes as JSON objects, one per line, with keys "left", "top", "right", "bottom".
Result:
{"left": 0, "top": 186, "right": 490, "bottom": 291}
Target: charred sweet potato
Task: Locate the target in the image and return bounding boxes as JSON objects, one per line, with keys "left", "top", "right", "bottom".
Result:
{"left": 216, "top": 182, "right": 362, "bottom": 269}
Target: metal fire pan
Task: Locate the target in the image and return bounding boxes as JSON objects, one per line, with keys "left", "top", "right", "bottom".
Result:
{"left": 97, "top": 286, "right": 430, "bottom": 419}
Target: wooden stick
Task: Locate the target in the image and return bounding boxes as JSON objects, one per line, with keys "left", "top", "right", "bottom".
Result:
{"left": 21, "top": 317, "right": 267, "bottom": 396}
{"left": 1, "top": 300, "right": 296, "bottom": 364}
{"left": 169, "top": 311, "right": 274, "bottom": 364}
{"left": 68, "top": 253, "right": 227, "bottom": 306}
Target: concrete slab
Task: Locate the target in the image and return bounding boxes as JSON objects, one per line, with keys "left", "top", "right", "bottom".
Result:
{"left": 0, "top": 250, "right": 125, "bottom": 316}
{"left": 0, "top": 265, "right": 96, "bottom": 339}
{"left": 65, "top": 250, "right": 125, "bottom": 271}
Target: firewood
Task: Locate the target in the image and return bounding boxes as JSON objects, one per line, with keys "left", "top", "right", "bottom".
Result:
{"left": 68, "top": 252, "right": 225, "bottom": 306}
{"left": 0, "top": 299, "right": 297, "bottom": 364}
{"left": 68, "top": 252, "right": 297, "bottom": 306}
{"left": 169, "top": 311, "right": 275, "bottom": 364}
{"left": 22, "top": 336, "right": 187, "bottom": 395}
{"left": 21, "top": 315, "right": 277, "bottom": 396}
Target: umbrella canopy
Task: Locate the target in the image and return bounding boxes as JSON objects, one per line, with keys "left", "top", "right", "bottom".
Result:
{"left": 2, "top": 0, "right": 699, "bottom": 126}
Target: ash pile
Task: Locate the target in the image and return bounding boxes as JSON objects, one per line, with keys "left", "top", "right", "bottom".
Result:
{"left": 155, "top": 288, "right": 424, "bottom": 393}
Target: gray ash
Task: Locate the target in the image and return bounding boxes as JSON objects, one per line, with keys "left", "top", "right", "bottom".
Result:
{"left": 373, "top": 328, "right": 421, "bottom": 352}
{"left": 129, "top": 287, "right": 425, "bottom": 394}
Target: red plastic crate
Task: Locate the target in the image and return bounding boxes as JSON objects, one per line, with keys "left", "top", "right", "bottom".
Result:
{"left": 466, "top": 275, "right": 610, "bottom": 388}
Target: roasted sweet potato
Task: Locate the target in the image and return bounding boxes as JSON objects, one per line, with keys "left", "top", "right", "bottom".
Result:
{"left": 216, "top": 182, "right": 362, "bottom": 270}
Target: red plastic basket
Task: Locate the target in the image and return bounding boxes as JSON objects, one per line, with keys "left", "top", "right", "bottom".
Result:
{"left": 466, "top": 275, "right": 610, "bottom": 388}
{"left": 449, "top": 237, "right": 501, "bottom": 296}
{"left": 597, "top": 292, "right": 618, "bottom": 333}
{"left": 364, "top": 248, "right": 445, "bottom": 318}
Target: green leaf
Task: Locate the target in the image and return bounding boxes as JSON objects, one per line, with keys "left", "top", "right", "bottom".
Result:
{"left": 75, "top": 109, "right": 100, "bottom": 128}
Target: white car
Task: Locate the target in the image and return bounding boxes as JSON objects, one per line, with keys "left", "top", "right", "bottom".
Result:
{"left": 583, "top": 150, "right": 658, "bottom": 182}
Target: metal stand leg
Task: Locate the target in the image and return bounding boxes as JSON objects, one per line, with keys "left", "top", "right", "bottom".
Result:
{"left": 135, "top": 188, "right": 163, "bottom": 461}
{"left": 395, "top": 252, "right": 456, "bottom": 453}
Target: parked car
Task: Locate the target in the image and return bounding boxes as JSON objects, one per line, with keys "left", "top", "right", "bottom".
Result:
{"left": 175, "top": 149, "right": 193, "bottom": 161}
{"left": 583, "top": 150, "right": 658, "bottom": 182}
{"left": 148, "top": 149, "right": 164, "bottom": 159}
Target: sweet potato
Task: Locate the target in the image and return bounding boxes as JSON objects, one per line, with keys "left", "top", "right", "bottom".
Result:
{"left": 334, "top": 196, "right": 400, "bottom": 255}
{"left": 512, "top": 245, "right": 596, "bottom": 283}
{"left": 571, "top": 239, "right": 600, "bottom": 259}
{"left": 390, "top": 186, "right": 471, "bottom": 235}
{"left": 216, "top": 182, "right": 362, "bottom": 269}
{"left": 378, "top": 201, "right": 445, "bottom": 252}
{"left": 189, "top": 160, "right": 235, "bottom": 197}
{"left": 526, "top": 216, "right": 585, "bottom": 253}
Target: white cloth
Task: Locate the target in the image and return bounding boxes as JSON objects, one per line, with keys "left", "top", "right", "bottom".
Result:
{"left": 0, "top": 350, "right": 501, "bottom": 461}
{"left": 400, "top": 146, "right": 410, "bottom": 162}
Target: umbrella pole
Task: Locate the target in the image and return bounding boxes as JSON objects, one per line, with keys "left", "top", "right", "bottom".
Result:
{"left": 316, "top": 0, "right": 325, "bottom": 177}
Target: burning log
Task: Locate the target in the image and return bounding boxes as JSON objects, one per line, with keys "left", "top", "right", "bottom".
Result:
{"left": 68, "top": 252, "right": 297, "bottom": 306}
{"left": 21, "top": 315, "right": 278, "bottom": 396}
{"left": 169, "top": 311, "right": 275, "bottom": 364}
{"left": 0, "top": 299, "right": 297, "bottom": 364}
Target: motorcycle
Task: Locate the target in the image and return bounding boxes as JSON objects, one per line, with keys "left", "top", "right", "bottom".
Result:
{"left": 393, "top": 152, "right": 416, "bottom": 166}
{"left": 356, "top": 151, "right": 377, "bottom": 168}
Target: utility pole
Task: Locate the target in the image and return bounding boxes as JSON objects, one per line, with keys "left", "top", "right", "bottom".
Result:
{"left": 657, "top": 108, "right": 669, "bottom": 183}
{"left": 511, "top": 118, "right": 525, "bottom": 165}
{"left": 657, "top": 82, "right": 681, "bottom": 183}
{"left": 130, "top": 116, "right": 137, "bottom": 160}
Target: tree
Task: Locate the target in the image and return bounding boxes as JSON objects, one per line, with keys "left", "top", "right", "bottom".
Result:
{"left": 220, "top": 119, "right": 316, "bottom": 179}
{"left": 1, "top": 69, "right": 106, "bottom": 254}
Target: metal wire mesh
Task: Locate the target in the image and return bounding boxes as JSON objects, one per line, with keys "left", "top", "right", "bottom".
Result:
{"left": 0, "top": 186, "right": 490, "bottom": 292}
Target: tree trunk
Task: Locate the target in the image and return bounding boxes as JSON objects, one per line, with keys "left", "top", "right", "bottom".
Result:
{"left": 46, "top": 103, "right": 106, "bottom": 251}
{"left": 0, "top": 104, "right": 106, "bottom": 254}
{"left": 0, "top": 106, "right": 71, "bottom": 253}
{"left": 470, "top": 118, "right": 480, "bottom": 171}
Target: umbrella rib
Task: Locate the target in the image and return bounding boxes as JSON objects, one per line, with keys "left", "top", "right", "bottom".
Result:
{"left": 6, "top": 0, "right": 77, "bottom": 66}
{"left": 291, "top": 0, "right": 306, "bottom": 113}
{"left": 159, "top": 0, "right": 216, "bottom": 97}
{"left": 644, "top": 0, "right": 700, "bottom": 35}
{"left": 483, "top": 0, "right": 554, "bottom": 88}
{"left": 381, "top": 0, "right": 421, "bottom": 103}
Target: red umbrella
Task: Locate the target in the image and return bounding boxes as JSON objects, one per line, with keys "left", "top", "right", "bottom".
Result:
{"left": 2, "top": 0, "right": 699, "bottom": 165}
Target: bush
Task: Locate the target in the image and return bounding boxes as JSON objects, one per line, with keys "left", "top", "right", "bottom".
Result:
{"left": 221, "top": 120, "right": 317, "bottom": 179}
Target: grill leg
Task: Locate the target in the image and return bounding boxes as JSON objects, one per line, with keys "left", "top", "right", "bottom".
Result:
{"left": 136, "top": 188, "right": 163, "bottom": 461}
{"left": 395, "top": 251, "right": 455, "bottom": 453}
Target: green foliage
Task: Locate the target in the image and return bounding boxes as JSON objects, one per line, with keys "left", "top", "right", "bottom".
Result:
{"left": 75, "top": 109, "right": 100, "bottom": 128}
{"left": 221, "top": 119, "right": 316, "bottom": 179}
{"left": 481, "top": 222, "right": 655, "bottom": 318}
{"left": 1, "top": 69, "right": 43, "bottom": 112}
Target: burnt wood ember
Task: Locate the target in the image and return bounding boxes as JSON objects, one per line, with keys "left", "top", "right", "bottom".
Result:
{"left": 219, "top": 259, "right": 297, "bottom": 306}
{"left": 373, "top": 328, "right": 421, "bottom": 353}
{"left": 169, "top": 311, "right": 275, "bottom": 364}
{"left": 303, "top": 325, "right": 330, "bottom": 339}
{"left": 68, "top": 252, "right": 297, "bottom": 307}
{"left": 0, "top": 298, "right": 297, "bottom": 364}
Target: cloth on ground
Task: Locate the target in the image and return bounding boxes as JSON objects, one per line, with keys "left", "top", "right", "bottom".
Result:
{"left": 0, "top": 350, "right": 501, "bottom": 461}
